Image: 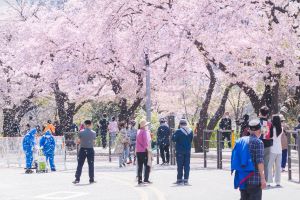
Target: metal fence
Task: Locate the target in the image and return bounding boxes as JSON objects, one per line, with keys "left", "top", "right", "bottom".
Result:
{"left": 286, "top": 130, "right": 300, "bottom": 183}
{"left": 0, "top": 136, "right": 66, "bottom": 169}
{"left": 201, "top": 129, "right": 300, "bottom": 183}
{"left": 203, "top": 129, "right": 235, "bottom": 169}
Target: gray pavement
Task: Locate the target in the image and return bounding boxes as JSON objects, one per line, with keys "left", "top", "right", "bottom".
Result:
{"left": 1, "top": 158, "right": 300, "bottom": 200}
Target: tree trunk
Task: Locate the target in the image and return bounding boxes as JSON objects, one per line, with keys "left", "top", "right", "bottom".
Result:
{"left": 281, "top": 84, "right": 300, "bottom": 113}
{"left": 3, "top": 108, "right": 16, "bottom": 137}
{"left": 207, "top": 85, "right": 233, "bottom": 130}
{"left": 54, "top": 94, "right": 86, "bottom": 132}
{"left": 118, "top": 97, "right": 143, "bottom": 123}
{"left": 52, "top": 83, "right": 87, "bottom": 133}
{"left": 118, "top": 98, "right": 128, "bottom": 122}
{"left": 195, "top": 64, "right": 216, "bottom": 152}
{"left": 193, "top": 40, "right": 217, "bottom": 152}
{"left": 65, "top": 103, "right": 75, "bottom": 131}
{"left": 2, "top": 99, "right": 36, "bottom": 137}
{"left": 270, "top": 75, "right": 280, "bottom": 114}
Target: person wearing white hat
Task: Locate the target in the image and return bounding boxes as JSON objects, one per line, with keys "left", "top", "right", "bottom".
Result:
{"left": 135, "top": 120, "right": 152, "bottom": 185}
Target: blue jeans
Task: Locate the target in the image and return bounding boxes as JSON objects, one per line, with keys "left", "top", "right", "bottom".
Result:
{"left": 281, "top": 149, "right": 288, "bottom": 169}
{"left": 25, "top": 151, "right": 33, "bottom": 169}
{"left": 46, "top": 154, "right": 56, "bottom": 170}
{"left": 176, "top": 152, "right": 191, "bottom": 181}
{"left": 109, "top": 132, "right": 117, "bottom": 147}
{"left": 129, "top": 143, "right": 136, "bottom": 161}
{"left": 119, "top": 146, "right": 129, "bottom": 166}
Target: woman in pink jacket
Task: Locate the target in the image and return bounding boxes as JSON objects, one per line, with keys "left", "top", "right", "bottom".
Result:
{"left": 136, "top": 120, "right": 151, "bottom": 185}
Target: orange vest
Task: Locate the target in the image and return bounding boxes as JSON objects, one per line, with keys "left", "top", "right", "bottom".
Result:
{"left": 44, "top": 124, "right": 56, "bottom": 134}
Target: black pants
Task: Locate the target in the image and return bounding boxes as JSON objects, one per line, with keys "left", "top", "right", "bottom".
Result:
{"left": 159, "top": 144, "right": 170, "bottom": 163}
{"left": 101, "top": 130, "right": 107, "bottom": 148}
{"left": 75, "top": 148, "right": 95, "bottom": 181}
{"left": 136, "top": 152, "right": 150, "bottom": 183}
{"left": 222, "top": 132, "right": 231, "bottom": 148}
{"left": 240, "top": 185, "right": 262, "bottom": 200}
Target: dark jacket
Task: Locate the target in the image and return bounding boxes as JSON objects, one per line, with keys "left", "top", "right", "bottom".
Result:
{"left": 294, "top": 124, "right": 300, "bottom": 139}
{"left": 219, "top": 117, "right": 232, "bottom": 131}
{"left": 100, "top": 118, "right": 109, "bottom": 131}
{"left": 239, "top": 120, "right": 249, "bottom": 137}
{"left": 294, "top": 124, "right": 300, "bottom": 131}
{"left": 157, "top": 124, "right": 170, "bottom": 146}
{"left": 172, "top": 127, "right": 193, "bottom": 153}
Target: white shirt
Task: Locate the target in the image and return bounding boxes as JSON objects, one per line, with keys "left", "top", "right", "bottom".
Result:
{"left": 271, "top": 128, "right": 282, "bottom": 154}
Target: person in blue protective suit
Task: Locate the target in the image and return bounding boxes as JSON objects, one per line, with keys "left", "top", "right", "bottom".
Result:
{"left": 40, "top": 130, "right": 56, "bottom": 171}
{"left": 22, "top": 128, "right": 37, "bottom": 174}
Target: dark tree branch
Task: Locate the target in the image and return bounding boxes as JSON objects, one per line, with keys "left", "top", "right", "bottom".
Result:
{"left": 74, "top": 100, "right": 92, "bottom": 114}
{"left": 151, "top": 53, "right": 170, "bottom": 63}
{"left": 207, "top": 84, "right": 234, "bottom": 130}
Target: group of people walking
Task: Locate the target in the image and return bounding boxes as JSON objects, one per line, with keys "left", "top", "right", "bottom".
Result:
{"left": 232, "top": 106, "right": 300, "bottom": 200}
{"left": 72, "top": 117, "right": 194, "bottom": 186}
{"left": 20, "top": 109, "right": 300, "bottom": 195}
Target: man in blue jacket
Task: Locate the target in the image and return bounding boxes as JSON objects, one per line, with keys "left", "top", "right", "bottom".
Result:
{"left": 40, "top": 130, "right": 56, "bottom": 171}
{"left": 172, "top": 119, "right": 193, "bottom": 185}
{"left": 231, "top": 130, "right": 255, "bottom": 190}
{"left": 239, "top": 119, "right": 267, "bottom": 200}
{"left": 157, "top": 118, "right": 171, "bottom": 165}
{"left": 22, "top": 128, "right": 37, "bottom": 174}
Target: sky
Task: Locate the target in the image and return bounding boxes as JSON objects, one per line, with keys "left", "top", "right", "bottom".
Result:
{"left": 0, "top": 0, "right": 8, "bottom": 12}
{"left": 0, "top": 0, "right": 7, "bottom": 7}
{"left": 0, "top": 1, "right": 8, "bottom": 21}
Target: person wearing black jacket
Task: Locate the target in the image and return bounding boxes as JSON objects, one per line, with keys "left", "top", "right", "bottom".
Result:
{"left": 259, "top": 106, "right": 273, "bottom": 181}
{"left": 157, "top": 118, "right": 171, "bottom": 165}
{"left": 99, "top": 113, "right": 109, "bottom": 148}
{"left": 219, "top": 112, "right": 232, "bottom": 148}
{"left": 237, "top": 114, "right": 250, "bottom": 137}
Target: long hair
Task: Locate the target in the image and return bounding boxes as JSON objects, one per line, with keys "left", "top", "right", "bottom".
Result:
{"left": 272, "top": 115, "right": 282, "bottom": 137}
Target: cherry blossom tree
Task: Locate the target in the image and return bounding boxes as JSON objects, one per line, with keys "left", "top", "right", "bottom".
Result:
{"left": 1, "top": 0, "right": 298, "bottom": 140}
{"left": 0, "top": 18, "right": 45, "bottom": 136}
{"left": 174, "top": 0, "right": 299, "bottom": 114}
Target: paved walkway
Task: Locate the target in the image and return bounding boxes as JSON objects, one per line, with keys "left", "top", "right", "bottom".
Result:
{"left": 1, "top": 159, "right": 300, "bottom": 200}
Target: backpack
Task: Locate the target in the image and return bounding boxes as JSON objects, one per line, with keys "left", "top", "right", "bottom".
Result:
{"left": 261, "top": 121, "right": 272, "bottom": 139}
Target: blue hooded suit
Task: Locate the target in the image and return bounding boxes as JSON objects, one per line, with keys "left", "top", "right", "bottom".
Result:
{"left": 40, "top": 131, "right": 56, "bottom": 170}
{"left": 22, "top": 129, "right": 37, "bottom": 169}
